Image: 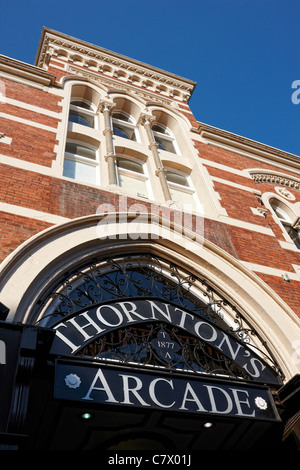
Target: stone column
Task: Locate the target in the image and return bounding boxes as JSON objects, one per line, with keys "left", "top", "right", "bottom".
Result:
{"left": 139, "top": 113, "right": 171, "bottom": 202}
{"left": 98, "top": 99, "right": 117, "bottom": 185}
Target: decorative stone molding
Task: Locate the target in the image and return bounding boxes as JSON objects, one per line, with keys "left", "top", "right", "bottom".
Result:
{"left": 35, "top": 29, "right": 196, "bottom": 103}
{"left": 67, "top": 65, "right": 177, "bottom": 108}
{"left": 255, "top": 207, "right": 268, "bottom": 218}
{"left": 155, "top": 167, "right": 167, "bottom": 177}
{"left": 104, "top": 152, "right": 116, "bottom": 162}
{"left": 275, "top": 186, "right": 296, "bottom": 201}
{"left": 0, "top": 55, "right": 57, "bottom": 88}
{"left": 251, "top": 172, "right": 300, "bottom": 191}
{"left": 138, "top": 113, "right": 156, "bottom": 127}
{"left": 97, "top": 99, "right": 116, "bottom": 114}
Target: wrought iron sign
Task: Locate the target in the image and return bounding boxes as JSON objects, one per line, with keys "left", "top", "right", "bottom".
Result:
{"left": 35, "top": 254, "right": 283, "bottom": 386}
{"left": 49, "top": 298, "right": 281, "bottom": 385}
{"left": 54, "top": 358, "right": 281, "bottom": 422}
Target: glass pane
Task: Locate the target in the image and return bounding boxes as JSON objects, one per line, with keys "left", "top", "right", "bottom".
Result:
{"left": 113, "top": 112, "right": 131, "bottom": 122}
{"left": 117, "top": 158, "right": 144, "bottom": 174}
{"left": 154, "top": 135, "right": 175, "bottom": 153}
{"left": 170, "top": 187, "right": 196, "bottom": 211}
{"left": 63, "top": 158, "right": 96, "bottom": 184}
{"left": 69, "top": 110, "right": 94, "bottom": 128}
{"left": 152, "top": 124, "right": 170, "bottom": 135}
{"left": 65, "top": 142, "right": 96, "bottom": 160}
{"left": 118, "top": 173, "right": 148, "bottom": 198}
{"left": 283, "top": 224, "right": 300, "bottom": 248}
{"left": 166, "top": 171, "right": 189, "bottom": 187}
{"left": 113, "top": 123, "right": 136, "bottom": 141}
{"left": 271, "top": 205, "right": 291, "bottom": 222}
{"left": 71, "top": 100, "right": 93, "bottom": 110}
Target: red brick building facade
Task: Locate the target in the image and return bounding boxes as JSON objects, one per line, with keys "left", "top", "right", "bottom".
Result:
{"left": 0, "top": 28, "right": 299, "bottom": 450}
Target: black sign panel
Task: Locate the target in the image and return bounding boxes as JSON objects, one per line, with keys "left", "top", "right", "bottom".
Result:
{"left": 54, "top": 359, "right": 280, "bottom": 422}
{"left": 50, "top": 298, "right": 281, "bottom": 385}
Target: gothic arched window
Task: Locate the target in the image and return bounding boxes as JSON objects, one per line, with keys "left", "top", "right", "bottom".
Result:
{"left": 68, "top": 99, "right": 96, "bottom": 128}
{"left": 112, "top": 111, "right": 138, "bottom": 142}
{"left": 152, "top": 123, "right": 177, "bottom": 154}
{"left": 270, "top": 199, "right": 300, "bottom": 248}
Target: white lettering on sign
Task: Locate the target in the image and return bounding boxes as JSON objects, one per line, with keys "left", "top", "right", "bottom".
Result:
{"left": 179, "top": 382, "right": 207, "bottom": 412}
{"left": 149, "top": 378, "right": 176, "bottom": 409}
{"left": 55, "top": 360, "right": 279, "bottom": 421}
{"left": 51, "top": 298, "right": 276, "bottom": 383}
{"left": 78, "top": 367, "right": 259, "bottom": 418}
{"left": 82, "top": 368, "right": 118, "bottom": 403}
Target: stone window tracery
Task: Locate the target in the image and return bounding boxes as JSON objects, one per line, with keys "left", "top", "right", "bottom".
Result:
{"left": 112, "top": 110, "right": 138, "bottom": 142}
{"left": 68, "top": 99, "right": 96, "bottom": 128}
{"left": 61, "top": 83, "right": 202, "bottom": 210}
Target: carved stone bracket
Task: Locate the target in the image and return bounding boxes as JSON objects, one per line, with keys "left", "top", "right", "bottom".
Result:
{"left": 256, "top": 207, "right": 268, "bottom": 218}
{"left": 138, "top": 113, "right": 156, "bottom": 126}
{"left": 97, "top": 99, "right": 116, "bottom": 114}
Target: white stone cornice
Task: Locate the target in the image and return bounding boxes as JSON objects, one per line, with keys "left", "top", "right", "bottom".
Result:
{"left": 66, "top": 65, "right": 179, "bottom": 107}
{"left": 35, "top": 29, "right": 196, "bottom": 102}
{"left": 195, "top": 123, "right": 300, "bottom": 172}
{"left": 250, "top": 170, "right": 300, "bottom": 191}
{"left": 0, "top": 54, "right": 57, "bottom": 87}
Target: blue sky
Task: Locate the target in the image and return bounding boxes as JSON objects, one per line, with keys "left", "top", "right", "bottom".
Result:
{"left": 1, "top": 0, "right": 300, "bottom": 157}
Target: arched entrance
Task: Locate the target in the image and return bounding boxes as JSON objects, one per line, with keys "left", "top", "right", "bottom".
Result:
{"left": 0, "top": 213, "right": 298, "bottom": 449}
{"left": 25, "top": 253, "right": 283, "bottom": 449}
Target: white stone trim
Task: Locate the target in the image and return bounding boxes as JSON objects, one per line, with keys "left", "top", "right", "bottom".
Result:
{"left": 0, "top": 154, "right": 275, "bottom": 235}
{"left": 278, "top": 239, "right": 300, "bottom": 252}
{"left": 0, "top": 69, "right": 54, "bottom": 91}
{"left": 0, "top": 135, "right": 12, "bottom": 145}
{"left": 197, "top": 125, "right": 300, "bottom": 174}
{"left": 0, "top": 201, "right": 70, "bottom": 224}
{"left": 198, "top": 157, "right": 254, "bottom": 179}
{"left": 0, "top": 154, "right": 55, "bottom": 175}
{"left": 0, "top": 112, "right": 58, "bottom": 133}
{"left": 261, "top": 191, "right": 300, "bottom": 246}
{"left": 216, "top": 214, "right": 274, "bottom": 235}
{"left": 3, "top": 96, "right": 62, "bottom": 119}
{"left": 241, "top": 260, "right": 300, "bottom": 281}
{"left": 210, "top": 175, "right": 258, "bottom": 193}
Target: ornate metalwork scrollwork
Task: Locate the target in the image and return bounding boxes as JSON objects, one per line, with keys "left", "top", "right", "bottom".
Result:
{"left": 77, "top": 322, "right": 250, "bottom": 380}
{"left": 34, "top": 253, "right": 284, "bottom": 380}
{"left": 36, "top": 254, "right": 225, "bottom": 325}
